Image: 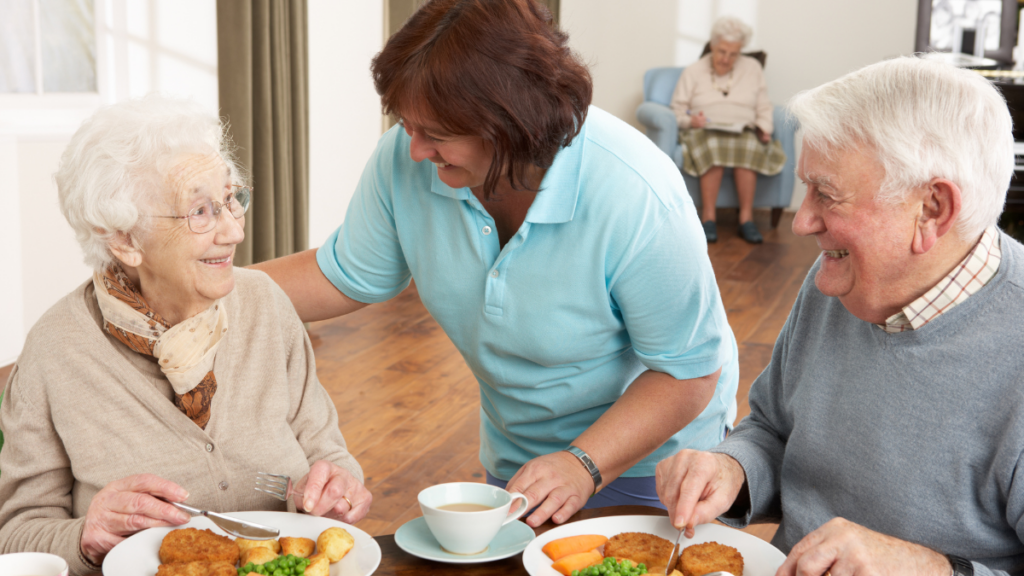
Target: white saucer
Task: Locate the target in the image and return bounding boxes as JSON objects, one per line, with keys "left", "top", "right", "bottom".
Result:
{"left": 394, "top": 516, "right": 534, "bottom": 564}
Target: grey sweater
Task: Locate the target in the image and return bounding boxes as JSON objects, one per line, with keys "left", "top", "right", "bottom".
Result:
{"left": 712, "top": 231, "right": 1024, "bottom": 576}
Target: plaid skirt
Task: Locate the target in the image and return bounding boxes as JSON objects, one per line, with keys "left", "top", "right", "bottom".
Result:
{"left": 679, "top": 127, "right": 786, "bottom": 177}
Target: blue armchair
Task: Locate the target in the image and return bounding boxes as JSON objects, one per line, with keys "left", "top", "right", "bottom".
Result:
{"left": 635, "top": 66, "right": 797, "bottom": 227}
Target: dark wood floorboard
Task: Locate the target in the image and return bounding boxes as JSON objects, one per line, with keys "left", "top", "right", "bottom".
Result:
{"left": 0, "top": 210, "right": 818, "bottom": 544}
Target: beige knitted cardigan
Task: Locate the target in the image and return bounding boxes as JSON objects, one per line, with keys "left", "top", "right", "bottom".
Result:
{"left": 670, "top": 53, "right": 774, "bottom": 134}
{"left": 0, "top": 268, "right": 362, "bottom": 575}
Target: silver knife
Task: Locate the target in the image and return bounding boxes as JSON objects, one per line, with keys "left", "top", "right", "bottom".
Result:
{"left": 665, "top": 524, "right": 686, "bottom": 574}
{"left": 164, "top": 499, "right": 280, "bottom": 540}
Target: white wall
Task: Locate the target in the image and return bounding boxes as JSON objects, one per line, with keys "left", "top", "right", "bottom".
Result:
{"left": 559, "top": 0, "right": 918, "bottom": 210}
{"left": 308, "top": 0, "right": 385, "bottom": 248}
{"left": 0, "top": 135, "right": 23, "bottom": 364}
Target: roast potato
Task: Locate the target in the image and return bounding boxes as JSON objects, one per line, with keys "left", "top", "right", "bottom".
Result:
{"left": 304, "top": 553, "right": 330, "bottom": 576}
{"left": 316, "top": 527, "right": 355, "bottom": 563}
{"left": 280, "top": 536, "right": 316, "bottom": 558}
{"left": 239, "top": 546, "right": 278, "bottom": 566}
{"left": 235, "top": 537, "right": 281, "bottom": 555}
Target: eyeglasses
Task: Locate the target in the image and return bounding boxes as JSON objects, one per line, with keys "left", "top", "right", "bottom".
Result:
{"left": 150, "top": 185, "right": 252, "bottom": 234}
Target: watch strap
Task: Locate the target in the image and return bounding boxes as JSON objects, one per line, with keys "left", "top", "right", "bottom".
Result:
{"left": 563, "top": 445, "right": 602, "bottom": 494}
{"left": 946, "top": 554, "right": 974, "bottom": 576}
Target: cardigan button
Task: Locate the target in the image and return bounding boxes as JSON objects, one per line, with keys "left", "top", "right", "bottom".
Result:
{"left": 205, "top": 443, "right": 214, "bottom": 452}
{"left": 219, "top": 481, "right": 228, "bottom": 490}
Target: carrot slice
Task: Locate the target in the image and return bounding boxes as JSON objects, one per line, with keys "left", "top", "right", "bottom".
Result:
{"left": 551, "top": 550, "right": 604, "bottom": 576}
{"left": 542, "top": 534, "right": 609, "bottom": 561}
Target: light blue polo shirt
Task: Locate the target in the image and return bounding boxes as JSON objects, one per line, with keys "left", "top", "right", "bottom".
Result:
{"left": 318, "top": 106, "right": 738, "bottom": 480}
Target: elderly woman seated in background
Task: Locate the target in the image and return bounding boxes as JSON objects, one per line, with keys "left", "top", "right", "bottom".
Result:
{"left": 0, "top": 96, "right": 370, "bottom": 575}
{"left": 671, "top": 16, "right": 786, "bottom": 244}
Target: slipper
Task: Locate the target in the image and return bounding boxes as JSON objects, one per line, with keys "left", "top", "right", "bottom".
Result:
{"left": 739, "top": 221, "right": 763, "bottom": 244}
{"left": 702, "top": 220, "right": 718, "bottom": 243}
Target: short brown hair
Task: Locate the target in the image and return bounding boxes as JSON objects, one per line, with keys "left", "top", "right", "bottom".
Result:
{"left": 371, "top": 0, "right": 592, "bottom": 198}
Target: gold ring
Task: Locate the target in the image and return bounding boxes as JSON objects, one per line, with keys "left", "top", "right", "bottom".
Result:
{"left": 343, "top": 496, "right": 353, "bottom": 508}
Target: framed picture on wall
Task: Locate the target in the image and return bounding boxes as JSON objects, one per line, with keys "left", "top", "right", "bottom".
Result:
{"left": 915, "top": 0, "right": 1018, "bottom": 63}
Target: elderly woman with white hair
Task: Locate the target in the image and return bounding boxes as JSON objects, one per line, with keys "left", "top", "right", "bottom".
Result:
{"left": 657, "top": 57, "right": 1024, "bottom": 576}
{"left": 0, "top": 96, "right": 370, "bottom": 575}
{"left": 670, "top": 15, "right": 786, "bottom": 244}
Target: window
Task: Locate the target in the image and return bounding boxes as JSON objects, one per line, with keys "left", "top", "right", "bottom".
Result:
{"left": 0, "top": 0, "right": 98, "bottom": 94}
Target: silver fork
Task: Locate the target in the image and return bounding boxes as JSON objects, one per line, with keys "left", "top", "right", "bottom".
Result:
{"left": 254, "top": 471, "right": 304, "bottom": 502}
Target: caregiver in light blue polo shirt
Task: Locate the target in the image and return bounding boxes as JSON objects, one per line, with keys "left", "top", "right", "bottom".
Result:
{"left": 256, "top": 0, "right": 738, "bottom": 528}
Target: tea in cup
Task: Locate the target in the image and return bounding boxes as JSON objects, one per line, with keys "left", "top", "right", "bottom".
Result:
{"left": 0, "top": 552, "right": 69, "bottom": 576}
{"left": 418, "top": 482, "right": 529, "bottom": 555}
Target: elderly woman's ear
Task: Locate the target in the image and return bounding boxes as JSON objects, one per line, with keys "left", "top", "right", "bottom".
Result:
{"left": 912, "top": 177, "right": 962, "bottom": 255}
{"left": 106, "top": 230, "right": 144, "bottom": 268}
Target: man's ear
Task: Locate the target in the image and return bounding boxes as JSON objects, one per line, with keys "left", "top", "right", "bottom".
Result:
{"left": 912, "top": 178, "right": 961, "bottom": 255}
{"left": 106, "top": 230, "right": 144, "bottom": 268}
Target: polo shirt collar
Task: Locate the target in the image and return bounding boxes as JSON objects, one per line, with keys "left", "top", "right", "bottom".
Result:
{"left": 527, "top": 120, "right": 586, "bottom": 224}
{"left": 427, "top": 118, "right": 587, "bottom": 224}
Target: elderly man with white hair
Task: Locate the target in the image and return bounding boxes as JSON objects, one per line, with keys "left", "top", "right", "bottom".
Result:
{"left": 0, "top": 95, "right": 370, "bottom": 575}
{"left": 656, "top": 57, "right": 1024, "bottom": 576}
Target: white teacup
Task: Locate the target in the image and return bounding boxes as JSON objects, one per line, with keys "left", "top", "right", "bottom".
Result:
{"left": 0, "top": 552, "right": 69, "bottom": 576}
{"left": 418, "top": 482, "right": 529, "bottom": 555}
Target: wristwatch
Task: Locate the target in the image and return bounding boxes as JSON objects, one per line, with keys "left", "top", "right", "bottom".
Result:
{"left": 946, "top": 554, "right": 974, "bottom": 576}
{"left": 563, "top": 445, "right": 602, "bottom": 494}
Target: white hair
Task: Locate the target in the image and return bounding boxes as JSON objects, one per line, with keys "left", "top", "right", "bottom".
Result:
{"left": 55, "top": 95, "right": 244, "bottom": 271}
{"left": 710, "top": 16, "right": 752, "bottom": 47}
{"left": 789, "top": 56, "right": 1013, "bottom": 241}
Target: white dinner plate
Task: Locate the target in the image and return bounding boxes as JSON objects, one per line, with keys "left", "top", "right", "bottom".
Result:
{"left": 102, "top": 511, "right": 381, "bottom": 576}
{"left": 522, "top": 515, "right": 784, "bottom": 576}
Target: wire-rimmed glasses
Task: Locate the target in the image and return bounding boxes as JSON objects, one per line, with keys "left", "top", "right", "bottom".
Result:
{"left": 151, "top": 184, "right": 252, "bottom": 233}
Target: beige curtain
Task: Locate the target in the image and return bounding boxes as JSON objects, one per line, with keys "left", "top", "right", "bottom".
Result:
{"left": 217, "top": 0, "right": 309, "bottom": 266}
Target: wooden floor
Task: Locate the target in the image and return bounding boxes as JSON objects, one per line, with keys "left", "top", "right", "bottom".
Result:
{"left": 0, "top": 209, "right": 820, "bottom": 542}
{"left": 310, "top": 209, "right": 821, "bottom": 540}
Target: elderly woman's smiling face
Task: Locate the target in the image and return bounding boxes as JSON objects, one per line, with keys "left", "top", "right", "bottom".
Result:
{"left": 118, "top": 152, "right": 244, "bottom": 325}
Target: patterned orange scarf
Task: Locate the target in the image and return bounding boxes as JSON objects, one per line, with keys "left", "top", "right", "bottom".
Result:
{"left": 94, "top": 265, "right": 225, "bottom": 429}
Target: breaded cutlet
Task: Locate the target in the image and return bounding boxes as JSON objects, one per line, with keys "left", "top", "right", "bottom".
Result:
{"left": 603, "top": 531, "right": 674, "bottom": 573}
{"left": 158, "top": 528, "right": 240, "bottom": 565}
{"left": 155, "top": 560, "right": 237, "bottom": 576}
{"left": 678, "top": 541, "right": 744, "bottom": 576}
